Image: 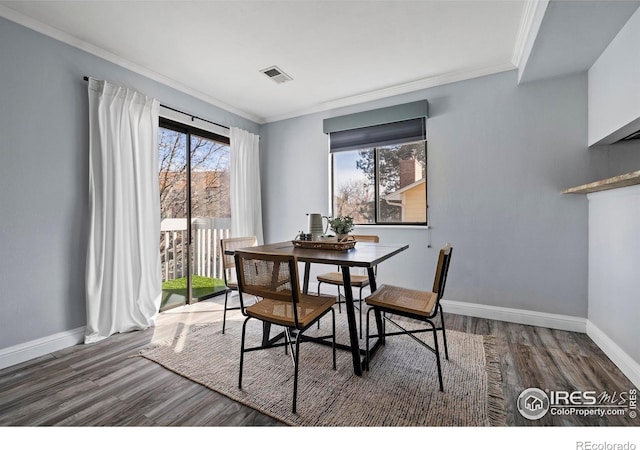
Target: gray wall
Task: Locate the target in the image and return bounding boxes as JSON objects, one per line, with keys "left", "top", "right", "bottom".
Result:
{"left": 263, "top": 70, "right": 598, "bottom": 317}
{"left": 0, "top": 17, "right": 259, "bottom": 349}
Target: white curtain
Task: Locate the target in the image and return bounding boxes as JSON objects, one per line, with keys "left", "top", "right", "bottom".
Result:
{"left": 85, "top": 78, "right": 162, "bottom": 344}
{"left": 230, "top": 127, "right": 264, "bottom": 244}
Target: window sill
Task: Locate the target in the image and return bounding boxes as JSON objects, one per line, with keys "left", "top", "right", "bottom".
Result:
{"left": 354, "top": 224, "right": 430, "bottom": 230}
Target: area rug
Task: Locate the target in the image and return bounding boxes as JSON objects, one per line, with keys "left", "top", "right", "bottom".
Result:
{"left": 138, "top": 312, "right": 506, "bottom": 426}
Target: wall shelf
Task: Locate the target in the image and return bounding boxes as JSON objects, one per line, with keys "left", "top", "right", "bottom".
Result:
{"left": 562, "top": 170, "right": 640, "bottom": 194}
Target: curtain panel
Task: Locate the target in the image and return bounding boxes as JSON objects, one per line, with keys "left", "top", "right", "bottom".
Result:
{"left": 85, "top": 78, "right": 161, "bottom": 344}
{"left": 230, "top": 128, "right": 264, "bottom": 244}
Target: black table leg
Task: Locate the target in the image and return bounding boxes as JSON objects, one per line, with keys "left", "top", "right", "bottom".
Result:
{"left": 303, "top": 262, "right": 311, "bottom": 294}
{"left": 341, "top": 265, "right": 362, "bottom": 376}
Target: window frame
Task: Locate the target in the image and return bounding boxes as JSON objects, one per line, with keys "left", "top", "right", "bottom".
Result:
{"left": 330, "top": 139, "right": 428, "bottom": 227}
{"left": 158, "top": 116, "right": 231, "bottom": 221}
{"left": 159, "top": 117, "right": 230, "bottom": 146}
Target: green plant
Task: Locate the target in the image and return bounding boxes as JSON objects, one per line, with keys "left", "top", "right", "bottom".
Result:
{"left": 328, "top": 215, "right": 354, "bottom": 234}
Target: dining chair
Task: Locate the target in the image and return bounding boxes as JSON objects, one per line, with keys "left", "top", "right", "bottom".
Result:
{"left": 235, "top": 250, "right": 337, "bottom": 414}
{"left": 364, "top": 243, "right": 453, "bottom": 392}
{"left": 316, "top": 234, "right": 379, "bottom": 338}
{"left": 220, "top": 236, "right": 258, "bottom": 334}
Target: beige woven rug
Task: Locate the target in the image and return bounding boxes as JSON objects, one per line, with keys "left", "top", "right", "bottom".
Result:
{"left": 139, "top": 311, "right": 505, "bottom": 426}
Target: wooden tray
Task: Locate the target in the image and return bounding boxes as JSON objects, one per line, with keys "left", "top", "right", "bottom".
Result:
{"left": 292, "top": 238, "right": 356, "bottom": 251}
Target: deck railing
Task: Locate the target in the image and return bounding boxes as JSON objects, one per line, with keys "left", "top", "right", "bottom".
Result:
{"left": 160, "top": 217, "right": 231, "bottom": 281}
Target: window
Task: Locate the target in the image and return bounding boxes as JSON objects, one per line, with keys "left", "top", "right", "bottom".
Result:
{"left": 331, "top": 140, "right": 427, "bottom": 225}
{"left": 325, "top": 101, "right": 429, "bottom": 226}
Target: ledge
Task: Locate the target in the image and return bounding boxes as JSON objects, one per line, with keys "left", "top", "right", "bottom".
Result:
{"left": 562, "top": 170, "right": 640, "bottom": 194}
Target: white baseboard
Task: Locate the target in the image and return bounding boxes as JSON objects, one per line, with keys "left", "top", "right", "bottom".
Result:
{"left": 0, "top": 327, "right": 85, "bottom": 370}
{"left": 440, "top": 299, "right": 639, "bottom": 389}
{"left": 441, "top": 299, "right": 587, "bottom": 333}
{"left": 586, "top": 321, "right": 640, "bottom": 389}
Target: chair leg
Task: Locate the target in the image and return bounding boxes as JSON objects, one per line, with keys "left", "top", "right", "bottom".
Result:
{"left": 284, "top": 327, "right": 289, "bottom": 355}
{"left": 316, "top": 282, "right": 322, "bottom": 329}
{"left": 337, "top": 286, "right": 342, "bottom": 313}
{"left": 293, "top": 332, "right": 301, "bottom": 414}
{"left": 223, "top": 290, "right": 230, "bottom": 334}
{"left": 439, "top": 304, "right": 449, "bottom": 360}
{"left": 358, "top": 286, "right": 364, "bottom": 339}
{"left": 365, "top": 307, "right": 372, "bottom": 371}
{"left": 331, "top": 309, "right": 337, "bottom": 370}
{"left": 430, "top": 319, "right": 444, "bottom": 392}
{"left": 238, "top": 317, "right": 250, "bottom": 389}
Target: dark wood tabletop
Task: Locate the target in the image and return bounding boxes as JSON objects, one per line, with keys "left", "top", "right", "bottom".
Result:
{"left": 237, "top": 240, "right": 409, "bottom": 267}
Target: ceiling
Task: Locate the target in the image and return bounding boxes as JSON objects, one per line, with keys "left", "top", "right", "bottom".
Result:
{"left": 1, "top": 1, "right": 638, "bottom": 124}
{"left": 519, "top": 0, "right": 640, "bottom": 83}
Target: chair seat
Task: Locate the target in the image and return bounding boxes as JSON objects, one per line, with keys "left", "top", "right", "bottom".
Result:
{"left": 365, "top": 284, "right": 438, "bottom": 318}
{"left": 317, "top": 271, "right": 370, "bottom": 287}
{"left": 246, "top": 293, "right": 336, "bottom": 329}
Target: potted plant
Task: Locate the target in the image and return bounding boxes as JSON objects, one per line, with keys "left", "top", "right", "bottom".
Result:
{"left": 327, "top": 215, "right": 354, "bottom": 241}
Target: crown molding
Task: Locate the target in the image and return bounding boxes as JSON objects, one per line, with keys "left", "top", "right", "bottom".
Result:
{"left": 263, "top": 61, "right": 516, "bottom": 123}
{"left": 512, "top": 0, "right": 550, "bottom": 83}
{"left": 0, "top": 5, "right": 265, "bottom": 124}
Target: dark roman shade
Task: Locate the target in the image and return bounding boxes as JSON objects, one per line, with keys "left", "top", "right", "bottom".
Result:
{"left": 323, "top": 100, "right": 428, "bottom": 153}
{"left": 327, "top": 117, "right": 425, "bottom": 152}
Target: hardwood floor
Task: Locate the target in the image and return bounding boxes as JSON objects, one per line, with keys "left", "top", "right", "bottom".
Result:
{"left": 0, "top": 296, "right": 636, "bottom": 427}
{"left": 446, "top": 314, "right": 637, "bottom": 426}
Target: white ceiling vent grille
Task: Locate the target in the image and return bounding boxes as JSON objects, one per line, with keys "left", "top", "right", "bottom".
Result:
{"left": 260, "top": 65, "right": 293, "bottom": 84}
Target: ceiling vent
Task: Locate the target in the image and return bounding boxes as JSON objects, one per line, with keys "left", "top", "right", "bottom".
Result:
{"left": 260, "top": 65, "right": 293, "bottom": 84}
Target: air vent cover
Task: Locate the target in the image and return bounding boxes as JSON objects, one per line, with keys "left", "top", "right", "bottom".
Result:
{"left": 259, "top": 65, "right": 293, "bottom": 84}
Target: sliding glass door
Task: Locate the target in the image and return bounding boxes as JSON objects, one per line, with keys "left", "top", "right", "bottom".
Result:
{"left": 158, "top": 118, "right": 231, "bottom": 310}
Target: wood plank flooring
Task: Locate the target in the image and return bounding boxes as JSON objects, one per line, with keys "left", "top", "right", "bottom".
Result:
{"left": 0, "top": 296, "right": 637, "bottom": 427}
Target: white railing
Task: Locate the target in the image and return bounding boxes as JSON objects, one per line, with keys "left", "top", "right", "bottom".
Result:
{"left": 160, "top": 217, "right": 231, "bottom": 281}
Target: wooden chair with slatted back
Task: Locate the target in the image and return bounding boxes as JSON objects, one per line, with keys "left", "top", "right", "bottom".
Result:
{"left": 220, "top": 236, "right": 258, "bottom": 333}
{"left": 235, "top": 250, "right": 337, "bottom": 413}
{"left": 316, "top": 234, "right": 380, "bottom": 338}
{"left": 364, "top": 243, "right": 453, "bottom": 391}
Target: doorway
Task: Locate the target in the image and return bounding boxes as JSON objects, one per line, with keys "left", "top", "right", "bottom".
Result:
{"left": 158, "top": 117, "right": 231, "bottom": 310}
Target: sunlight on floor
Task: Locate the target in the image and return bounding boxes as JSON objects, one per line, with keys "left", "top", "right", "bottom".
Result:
{"left": 150, "top": 296, "right": 232, "bottom": 350}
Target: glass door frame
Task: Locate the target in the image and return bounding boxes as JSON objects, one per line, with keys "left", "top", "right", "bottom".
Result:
{"left": 159, "top": 117, "right": 230, "bottom": 307}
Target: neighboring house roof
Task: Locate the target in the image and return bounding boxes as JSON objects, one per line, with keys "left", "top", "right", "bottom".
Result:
{"left": 385, "top": 178, "right": 426, "bottom": 201}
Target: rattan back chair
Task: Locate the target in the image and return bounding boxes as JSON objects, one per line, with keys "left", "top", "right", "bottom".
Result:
{"left": 316, "top": 234, "right": 380, "bottom": 338}
{"left": 220, "top": 236, "right": 258, "bottom": 333}
{"left": 364, "top": 243, "right": 453, "bottom": 391}
{"left": 235, "top": 250, "right": 337, "bottom": 414}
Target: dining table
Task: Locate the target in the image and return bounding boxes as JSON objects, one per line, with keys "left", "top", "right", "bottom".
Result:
{"left": 233, "top": 240, "right": 409, "bottom": 376}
